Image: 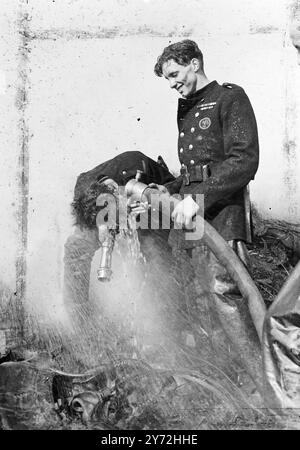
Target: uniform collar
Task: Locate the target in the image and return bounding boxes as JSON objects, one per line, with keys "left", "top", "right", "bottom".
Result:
{"left": 178, "top": 80, "right": 218, "bottom": 108}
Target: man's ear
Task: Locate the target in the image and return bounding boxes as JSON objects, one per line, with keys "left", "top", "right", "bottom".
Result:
{"left": 191, "top": 58, "right": 200, "bottom": 72}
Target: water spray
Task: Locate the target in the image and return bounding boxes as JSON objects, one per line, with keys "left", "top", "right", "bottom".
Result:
{"left": 95, "top": 170, "right": 266, "bottom": 343}
{"left": 96, "top": 170, "right": 149, "bottom": 283}
{"left": 124, "top": 172, "right": 266, "bottom": 343}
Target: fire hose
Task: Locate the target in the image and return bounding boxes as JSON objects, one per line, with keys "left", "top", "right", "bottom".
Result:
{"left": 96, "top": 176, "right": 266, "bottom": 342}
{"left": 124, "top": 178, "right": 266, "bottom": 343}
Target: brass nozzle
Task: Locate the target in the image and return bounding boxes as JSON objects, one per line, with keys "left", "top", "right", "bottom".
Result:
{"left": 125, "top": 179, "right": 149, "bottom": 202}
{"left": 97, "top": 226, "right": 115, "bottom": 282}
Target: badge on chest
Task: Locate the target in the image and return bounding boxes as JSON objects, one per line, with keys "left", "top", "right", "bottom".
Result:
{"left": 199, "top": 117, "right": 211, "bottom": 130}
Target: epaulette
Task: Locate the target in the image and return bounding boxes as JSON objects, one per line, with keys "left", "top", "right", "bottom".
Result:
{"left": 222, "top": 82, "right": 241, "bottom": 90}
{"left": 222, "top": 82, "right": 233, "bottom": 89}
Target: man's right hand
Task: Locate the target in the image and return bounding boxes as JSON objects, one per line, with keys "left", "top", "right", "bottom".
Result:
{"left": 148, "top": 183, "right": 168, "bottom": 193}
{"left": 171, "top": 195, "right": 200, "bottom": 228}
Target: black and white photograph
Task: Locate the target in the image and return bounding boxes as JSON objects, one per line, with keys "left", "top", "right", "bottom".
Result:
{"left": 0, "top": 0, "right": 300, "bottom": 435}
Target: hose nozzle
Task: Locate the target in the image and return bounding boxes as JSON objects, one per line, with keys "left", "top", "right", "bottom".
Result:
{"left": 97, "top": 225, "right": 115, "bottom": 282}
{"left": 125, "top": 178, "right": 149, "bottom": 202}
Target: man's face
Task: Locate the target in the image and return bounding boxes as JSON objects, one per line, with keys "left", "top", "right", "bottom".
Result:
{"left": 162, "top": 59, "right": 198, "bottom": 98}
{"left": 290, "top": 20, "right": 300, "bottom": 65}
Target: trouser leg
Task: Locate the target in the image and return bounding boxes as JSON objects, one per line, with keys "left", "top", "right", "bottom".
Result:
{"left": 63, "top": 227, "right": 100, "bottom": 324}
{"left": 191, "top": 240, "right": 263, "bottom": 395}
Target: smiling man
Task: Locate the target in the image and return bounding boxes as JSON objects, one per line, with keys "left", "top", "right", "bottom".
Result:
{"left": 159, "top": 46, "right": 208, "bottom": 99}
{"left": 154, "top": 40, "right": 263, "bottom": 391}
{"left": 154, "top": 40, "right": 259, "bottom": 235}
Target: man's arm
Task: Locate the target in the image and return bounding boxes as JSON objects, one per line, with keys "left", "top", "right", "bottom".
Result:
{"left": 184, "top": 88, "right": 259, "bottom": 211}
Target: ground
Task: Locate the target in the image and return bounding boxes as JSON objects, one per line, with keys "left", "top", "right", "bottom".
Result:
{"left": 0, "top": 221, "right": 299, "bottom": 430}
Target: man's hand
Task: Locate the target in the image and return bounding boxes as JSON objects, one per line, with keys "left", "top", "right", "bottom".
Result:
{"left": 171, "top": 195, "right": 200, "bottom": 228}
{"left": 127, "top": 200, "right": 149, "bottom": 217}
{"left": 148, "top": 183, "right": 168, "bottom": 193}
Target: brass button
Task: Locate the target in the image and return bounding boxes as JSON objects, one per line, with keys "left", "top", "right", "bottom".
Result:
{"left": 195, "top": 112, "right": 200, "bottom": 117}
{"left": 189, "top": 144, "right": 193, "bottom": 150}
{"left": 179, "top": 148, "right": 184, "bottom": 153}
{"left": 191, "top": 127, "right": 195, "bottom": 133}
{"left": 122, "top": 170, "right": 127, "bottom": 175}
{"left": 190, "top": 160, "right": 195, "bottom": 165}
{"left": 180, "top": 132, "right": 184, "bottom": 137}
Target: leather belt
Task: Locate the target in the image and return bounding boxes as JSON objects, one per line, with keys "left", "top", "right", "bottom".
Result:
{"left": 180, "top": 164, "right": 211, "bottom": 186}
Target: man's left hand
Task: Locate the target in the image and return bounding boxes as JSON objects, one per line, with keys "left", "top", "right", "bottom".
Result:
{"left": 171, "top": 195, "right": 200, "bottom": 228}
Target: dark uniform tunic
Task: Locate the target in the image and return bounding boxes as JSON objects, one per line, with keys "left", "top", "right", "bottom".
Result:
{"left": 74, "top": 150, "right": 174, "bottom": 203}
{"left": 166, "top": 80, "right": 259, "bottom": 249}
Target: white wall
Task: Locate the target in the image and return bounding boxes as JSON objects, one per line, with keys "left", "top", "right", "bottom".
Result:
{"left": 0, "top": 1, "right": 21, "bottom": 289}
{"left": 1, "top": 0, "right": 299, "bottom": 303}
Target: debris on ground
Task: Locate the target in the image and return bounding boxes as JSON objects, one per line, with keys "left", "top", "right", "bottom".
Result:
{"left": 0, "top": 216, "right": 299, "bottom": 430}
{"left": 249, "top": 210, "right": 299, "bottom": 306}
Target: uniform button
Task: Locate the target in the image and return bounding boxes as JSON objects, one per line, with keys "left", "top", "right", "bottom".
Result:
{"left": 180, "top": 132, "right": 184, "bottom": 137}
{"left": 191, "top": 127, "right": 195, "bottom": 133}
{"left": 189, "top": 144, "right": 193, "bottom": 150}
{"left": 195, "top": 112, "right": 200, "bottom": 117}
{"left": 122, "top": 170, "right": 127, "bottom": 175}
{"left": 190, "top": 160, "right": 195, "bottom": 165}
{"left": 179, "top": 148, "right": 184, "bottom": 153}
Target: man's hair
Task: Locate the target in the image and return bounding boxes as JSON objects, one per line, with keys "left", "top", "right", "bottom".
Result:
{"left": 154, "top": 39, "right": 204, "bottom": 77}
{"left": 71, "top": 181, "right": 114, "bottom": 229}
